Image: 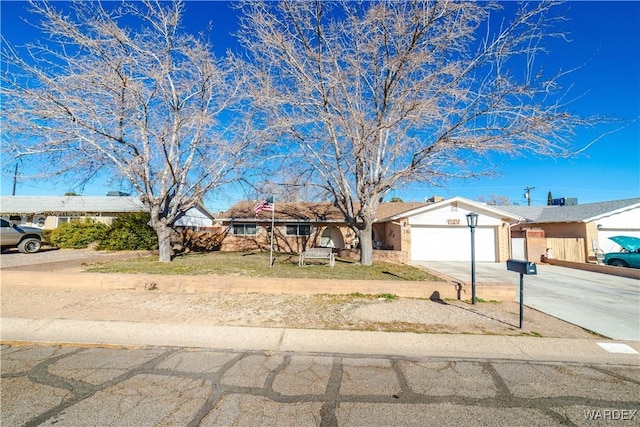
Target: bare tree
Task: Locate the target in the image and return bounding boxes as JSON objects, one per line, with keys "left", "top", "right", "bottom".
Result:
{"left": 1, "top": 0, "right": 255, "bottom": 262}
{"left": 238, "top": 0, "right": 590, "bottom": 265}
{"left": 477, "top": 195, "right": 515, "bottom": 206}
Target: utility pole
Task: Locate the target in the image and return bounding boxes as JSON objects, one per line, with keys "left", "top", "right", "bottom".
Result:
{"left": 524, "top": 186, "right": 535, "bottom": 206}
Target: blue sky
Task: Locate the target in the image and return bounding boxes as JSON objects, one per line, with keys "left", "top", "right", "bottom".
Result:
{"left": 1, "top": 1, "right": 638, "bottom": 208}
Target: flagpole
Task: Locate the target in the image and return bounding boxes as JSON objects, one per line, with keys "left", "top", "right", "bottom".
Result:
{"left": 269, "top": 195, "right": 275, "bottom": 268}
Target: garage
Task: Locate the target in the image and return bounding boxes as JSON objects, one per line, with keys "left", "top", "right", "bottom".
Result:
{"left": 387, "top": 196, "right": 520, "bottom": 263}
{"left": 411, "top": 225, "right": 497, "bottom": 262}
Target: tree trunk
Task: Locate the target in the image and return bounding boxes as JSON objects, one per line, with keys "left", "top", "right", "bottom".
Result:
{"left": 155, "top": 224, "right": 173, "bottom": 263}
{"left": 358, "top": 223, "right": 373, "bottom": 266}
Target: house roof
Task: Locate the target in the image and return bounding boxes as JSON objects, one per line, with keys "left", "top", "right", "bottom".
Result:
{"left": 498, "top": 198, "right": 640, "bottom": 223}
{"left": 374, "top": 202, "right": 431, "bottom": 220}
{"left": 1, "top": 195, "right": 217, "bottom": 220}
{"left": 223, "top": 201, "right": 343, "bottom": 221}
{"left": 0, "top": 196, "right": 146, "bottom": 215}
{"left": 387, "top": 196, "right": 523, "bottom": 221}
{"left": 221, "top": 201, "right": 432, "bottom": 222}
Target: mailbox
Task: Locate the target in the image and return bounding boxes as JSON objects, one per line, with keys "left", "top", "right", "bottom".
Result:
{"left": 506, "top": 259, "right": 537, "bottom": 275}
{"left": 506, "top": 259, "right": 537, "bottom": 330}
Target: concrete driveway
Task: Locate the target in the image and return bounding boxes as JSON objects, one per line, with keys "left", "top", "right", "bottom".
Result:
{"left": 412, "top": 261, "right": 640, "bottom": 341}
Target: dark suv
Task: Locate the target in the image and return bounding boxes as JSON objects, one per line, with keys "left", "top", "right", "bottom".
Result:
{"left": 0, "top": 218, "right": 43, "bottom": 253}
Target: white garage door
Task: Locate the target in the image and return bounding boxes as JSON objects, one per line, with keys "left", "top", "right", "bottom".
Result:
{"left": 411, "top": 226, "right": 497, "bottom": 262}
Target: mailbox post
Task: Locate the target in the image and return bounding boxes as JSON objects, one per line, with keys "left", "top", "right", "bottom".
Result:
{"left": 466, "top": 212, "right": 479, "bottom": 304}
{"left": 506, "top": 259, "right": 537, "bottom": 328}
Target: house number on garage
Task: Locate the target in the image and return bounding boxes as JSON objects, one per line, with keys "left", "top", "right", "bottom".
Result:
{"left": 447, "top": 219, "right": 460, "bottom": 225}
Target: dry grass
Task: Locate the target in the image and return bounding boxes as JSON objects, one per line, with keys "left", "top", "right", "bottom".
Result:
{"left": 87, "top": 251, "right": 443, "bottom": 281}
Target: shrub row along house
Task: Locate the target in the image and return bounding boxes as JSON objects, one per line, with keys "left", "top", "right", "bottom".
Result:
{"left": 1, "top": 195, "right": 638, "bottom": 264}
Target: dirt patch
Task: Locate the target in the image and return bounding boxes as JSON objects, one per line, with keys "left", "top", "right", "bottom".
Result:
{"left": 0, "top": 282, "right": 600, "bottom": 339}
{"left": 0, "top": 249, "right": 603, "bottom": 339}
{"left": 0, "top": 247, "right": 150, "bottom": 271}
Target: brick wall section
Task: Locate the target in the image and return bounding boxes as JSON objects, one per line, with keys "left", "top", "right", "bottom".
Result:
{"left": 337, "top": 248, "right": 408, "bottom": 264}
{"left": 1, "top": 270, "right": 513, "bottom": 301}
{"left": 541, "top": 257, "right": 640, "bottom": 280}
{"left": 525, "top": 230, "right": 547, "bottom": 263}
{"left": 383, "top": 221, "right": 403, "bottom": 250}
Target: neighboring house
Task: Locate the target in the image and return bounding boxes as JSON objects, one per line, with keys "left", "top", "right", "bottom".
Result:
{"left": 500, "top": 198, "right": 640, "bottom": 263}
{"left": 0, "top": 196, "right": 215, "bottom": 229}
{"left": 216, "top": 197, "right": 522, "bottom": 263}
{"left": 175, "top": 205, "right": 216, "bottom": 229}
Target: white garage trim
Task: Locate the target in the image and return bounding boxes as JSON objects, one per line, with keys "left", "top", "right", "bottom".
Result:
{"left": 411, "top": 226, "right": 497, "bottom": 262}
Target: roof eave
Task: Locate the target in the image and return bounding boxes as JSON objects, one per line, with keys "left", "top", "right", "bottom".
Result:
{"left": 388, "top": 196, "right": 523, "bottom": 222}
{"left": 583, "top": 202, "right": 640, "bottom": 223}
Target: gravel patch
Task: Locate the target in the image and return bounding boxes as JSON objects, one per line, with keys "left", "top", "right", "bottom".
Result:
{"left": 1, "top": 248, "right": 108, "bottom": 268}
{"left": 0, "top": 284, "right": 599, "bottom": 339}
{"left": 0, "top": 249, "right": 603, "bottom": 339}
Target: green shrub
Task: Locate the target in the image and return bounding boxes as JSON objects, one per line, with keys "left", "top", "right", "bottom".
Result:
{"left": 42, "top": 229, "right": 53, "bottom": 244}
{"left": 99, "top": 212, "right": 157, "bottom": 251}
{"left": 48, "top": 219, "right": 108, "bottom": 249}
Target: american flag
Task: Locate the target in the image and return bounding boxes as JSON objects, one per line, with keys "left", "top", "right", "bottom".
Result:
{"left": 253, "top": 196, "right": 274, "bottom": 214}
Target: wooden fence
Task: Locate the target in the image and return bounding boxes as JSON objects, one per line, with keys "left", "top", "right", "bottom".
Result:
{"left": 545, "top": 237, "right": 585, "bottom": 263}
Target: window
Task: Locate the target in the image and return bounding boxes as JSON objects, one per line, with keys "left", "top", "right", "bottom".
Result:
{"left": 57, "top": 217, "right": 84, "bottom": 226}
{"left": 233, "top": 223, "right": 257, "bottom": 235}
{"left": 286, "top": 224, "right": 311, "bottom": 236}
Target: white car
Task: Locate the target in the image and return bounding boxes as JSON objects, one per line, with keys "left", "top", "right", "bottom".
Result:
{"left": 0, "top": 218, "right": 43, "bottom": 253}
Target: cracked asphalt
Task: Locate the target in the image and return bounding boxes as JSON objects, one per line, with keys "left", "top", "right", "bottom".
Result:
{"left": 2, "top": 250, "right": 639, "bottom": 425}
{"left": 2, "top": 342, "right": 639, "bottom": 426}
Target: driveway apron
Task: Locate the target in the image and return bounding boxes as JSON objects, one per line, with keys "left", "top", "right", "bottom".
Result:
{"left": 412, "top": 261, "right": 640, "bottom": 341}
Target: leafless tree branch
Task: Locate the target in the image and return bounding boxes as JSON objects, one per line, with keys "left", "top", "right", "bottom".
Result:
{"left": 238, "top": 0, "right": 596, "bottom": 265}
{"left": 1, "top": 0, "right": 257, "bottom": 261}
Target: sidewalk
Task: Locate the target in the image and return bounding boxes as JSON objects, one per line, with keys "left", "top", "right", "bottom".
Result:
{"left": 1, "top": 251, "right": 638, "bottom": 365}
{"left": 2, "top": 317, "right": 639, "bottom": 366}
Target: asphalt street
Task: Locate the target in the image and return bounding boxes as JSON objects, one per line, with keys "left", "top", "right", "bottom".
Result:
{"left": 414, "top": 262, "right": 640, "bottom": 341}
{"left": 2, "top": 342, "right": 639, "bottom": 427}
{"left": 2, "top": 255, "right": 639, "bottom": 426}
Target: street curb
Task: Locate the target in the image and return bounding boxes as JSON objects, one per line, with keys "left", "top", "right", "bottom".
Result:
{"left": 2, "top": 317, "right": 638, "bottom": 365}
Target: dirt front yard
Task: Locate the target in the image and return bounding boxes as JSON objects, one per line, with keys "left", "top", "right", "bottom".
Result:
{"left": 1, "top": 249, "right": 602, "bottom": 339}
